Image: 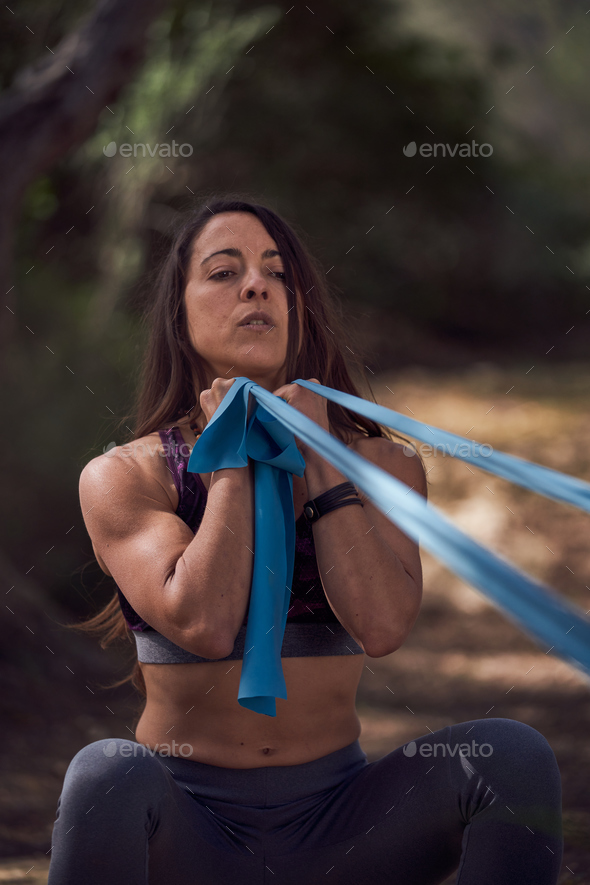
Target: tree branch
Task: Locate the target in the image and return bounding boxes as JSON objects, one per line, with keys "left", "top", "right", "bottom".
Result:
{"left": 0, "top": 0, "right": 169, "bottom": 331}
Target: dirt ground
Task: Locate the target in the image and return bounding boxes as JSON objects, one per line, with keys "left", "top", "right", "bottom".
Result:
{"left": 1, "top": 362, "right": 589, "bottom": 883}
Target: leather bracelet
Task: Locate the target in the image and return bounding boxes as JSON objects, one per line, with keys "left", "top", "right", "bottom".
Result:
{"left": 303, "top": 481, "right": 363, "bottom": 524}
{"left": 311, "top": 481, "right": 356, "bottom": 508}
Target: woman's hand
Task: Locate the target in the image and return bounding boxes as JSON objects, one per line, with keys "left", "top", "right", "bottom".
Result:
{"left": 199, "top": 377, "right": 236, "bottom": 424}
{"left": 272, "top": 378, "right": 329, "bottom": 432}
{"left": 272, "top": 378, "right": 346, "bottom": 490}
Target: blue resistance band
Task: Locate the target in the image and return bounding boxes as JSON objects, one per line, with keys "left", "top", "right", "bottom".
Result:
{"left": 293, "top": 379, "right": 590, "bottom": 515}
{"left": 187, "top": 378, "right": 305, "bottom": 716}
{"left": 188, "top": 377, "right": 590, "bottom": 716}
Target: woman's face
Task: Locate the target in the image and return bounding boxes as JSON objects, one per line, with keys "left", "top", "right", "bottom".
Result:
{"left": 184, "top": 211, "right": 301, "bottom": 391}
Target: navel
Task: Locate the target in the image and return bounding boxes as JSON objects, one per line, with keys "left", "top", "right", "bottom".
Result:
{"left": 260, "top": 746, "right": 277, "bottom": 756}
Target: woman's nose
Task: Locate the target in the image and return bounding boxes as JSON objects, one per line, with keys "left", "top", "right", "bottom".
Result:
{"left": 240, "top": 268, "right": 269, "bottom": 300}
{"left": 245, "top": 287, "right": 268, "bottom": 299}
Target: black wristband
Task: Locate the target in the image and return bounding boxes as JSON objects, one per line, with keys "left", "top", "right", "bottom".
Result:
{"left": 313, "top": 481, "right": 356, "bottom": 507}
{"left": 303, "top": 481, "right": 363, "bottom": 523}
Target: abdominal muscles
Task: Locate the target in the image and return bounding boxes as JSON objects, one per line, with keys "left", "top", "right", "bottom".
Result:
{"left": 134, "top": 655, "right": 365, "bottom": 767}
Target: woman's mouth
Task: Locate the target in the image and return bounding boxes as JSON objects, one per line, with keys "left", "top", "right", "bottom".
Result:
{"left": 239, "top": 322, "right": 274, "bottom": 331}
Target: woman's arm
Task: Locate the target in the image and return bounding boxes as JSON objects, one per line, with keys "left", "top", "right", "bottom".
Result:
{"left": 303, "top": 437, "right": 427, "bottom": 658}
{"left": 80, "top": 382, "right": 257, "bottom": 661}
{"left": 271, "top": 378, "right": 427, "bottom": 658}
{"left": 80, "top": 450, "right": 255, "bottom": 659}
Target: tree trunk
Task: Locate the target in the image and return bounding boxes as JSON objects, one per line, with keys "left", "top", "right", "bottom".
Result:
{"left": 0, "top": 0, "right": 169, "bottom": 349}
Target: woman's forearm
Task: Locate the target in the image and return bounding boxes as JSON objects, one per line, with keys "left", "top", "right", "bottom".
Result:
{"left": 165, "top": 464, "right": 255, "bottom": 657}
{"left": 164, "top": 446, "right": 419, "bottom": 660}
{"left": 304, "top": 458, "right": 421, "bottom": 658}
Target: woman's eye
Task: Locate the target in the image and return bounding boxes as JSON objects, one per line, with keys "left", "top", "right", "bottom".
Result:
{"left": 210, "top": 269, "right": 285, "bottom": 280}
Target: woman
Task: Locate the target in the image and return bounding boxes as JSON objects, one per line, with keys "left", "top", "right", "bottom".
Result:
{"left": 48, "top": 197, "right": 563, "bottom": 885}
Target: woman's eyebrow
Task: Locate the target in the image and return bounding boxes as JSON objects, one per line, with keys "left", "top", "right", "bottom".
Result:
{"left": 200, "top": 247, "right": 281, "bottom": 266}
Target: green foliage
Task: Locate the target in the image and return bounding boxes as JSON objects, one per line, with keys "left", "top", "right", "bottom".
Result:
{"left": 22, "top": 176, "right": 60, "bottom": 222}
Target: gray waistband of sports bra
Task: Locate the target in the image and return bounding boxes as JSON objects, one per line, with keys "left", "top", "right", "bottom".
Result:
{"left": 134, "top": 621, "right": 364, "bottom": 663}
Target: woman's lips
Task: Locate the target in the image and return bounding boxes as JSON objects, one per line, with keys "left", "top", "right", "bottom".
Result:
{"left": 239, "top": 323, "right": 274, "bottom": 331}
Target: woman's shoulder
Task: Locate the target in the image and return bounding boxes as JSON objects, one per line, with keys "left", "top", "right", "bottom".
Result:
{"left": 79, "top": 429, "right": 178, "bottom": 512}
{"left": 348, "top": 431, "right": 404, "bottom": 456}
{"left": 349, "top": 433, "right": 427, "bottom": 498}
{"left": 348, "top": 432, "right": 405, "bottom": 472}
{"left": 81, "top": 429, "right": 165, "bottom": 472}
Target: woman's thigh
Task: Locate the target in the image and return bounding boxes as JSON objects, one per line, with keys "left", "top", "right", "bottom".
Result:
{"left": 50, "top": 720, "right": 561, "bottom": 885}
{"left": 48, "top": 738, "right": 264, "bottom": 885}
{"left": 264, "top": 726, "right": 463, "bottom": 885}
{"left": 264, "top": 717, "right": 562, "bottom": 885}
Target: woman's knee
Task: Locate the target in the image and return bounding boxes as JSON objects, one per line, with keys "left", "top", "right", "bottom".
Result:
{"left": 451, "top": 718, "right": 561, "bottom": 788}
{"left": 472, "top": 718, "right": 556, "bottom": 762}
{"left": 61, "top": 738, "right": 168, "bottom": 802}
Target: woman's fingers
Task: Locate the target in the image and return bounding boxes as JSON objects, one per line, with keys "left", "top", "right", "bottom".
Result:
{"left": 273, "top": 377, "right": 320, "bottom": 401}
{"left": 271, "top": 378, "right": 330, "bottom": 434}
{"left": 200, "top": 377, "right": 236, "bottom": 423}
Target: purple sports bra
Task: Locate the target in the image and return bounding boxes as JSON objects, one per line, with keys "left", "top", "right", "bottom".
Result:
{"left": 118, "top": 426, "right": 364, "bottom": 663}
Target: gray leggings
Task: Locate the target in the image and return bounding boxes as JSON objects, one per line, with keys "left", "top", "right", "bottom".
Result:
{"left": 48, "top": 717, "right": 562, "bottom": 885}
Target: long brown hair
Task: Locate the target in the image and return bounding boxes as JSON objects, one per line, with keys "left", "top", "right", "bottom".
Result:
{"left": 76, "top": 193, "right": 416, "bottom": 698}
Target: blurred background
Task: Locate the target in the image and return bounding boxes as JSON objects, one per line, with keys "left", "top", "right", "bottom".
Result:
{"left": 1, "top": 0, "right": 589, "bottom": 881}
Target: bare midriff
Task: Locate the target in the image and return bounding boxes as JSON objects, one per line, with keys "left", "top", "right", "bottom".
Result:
{"left": 135, "top": 653, "right": 365, "bottom": 768}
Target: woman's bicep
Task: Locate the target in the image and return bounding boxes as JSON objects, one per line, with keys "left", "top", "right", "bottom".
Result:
{"left": 79, "top": 453, "right": 195, "bottom": 627}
